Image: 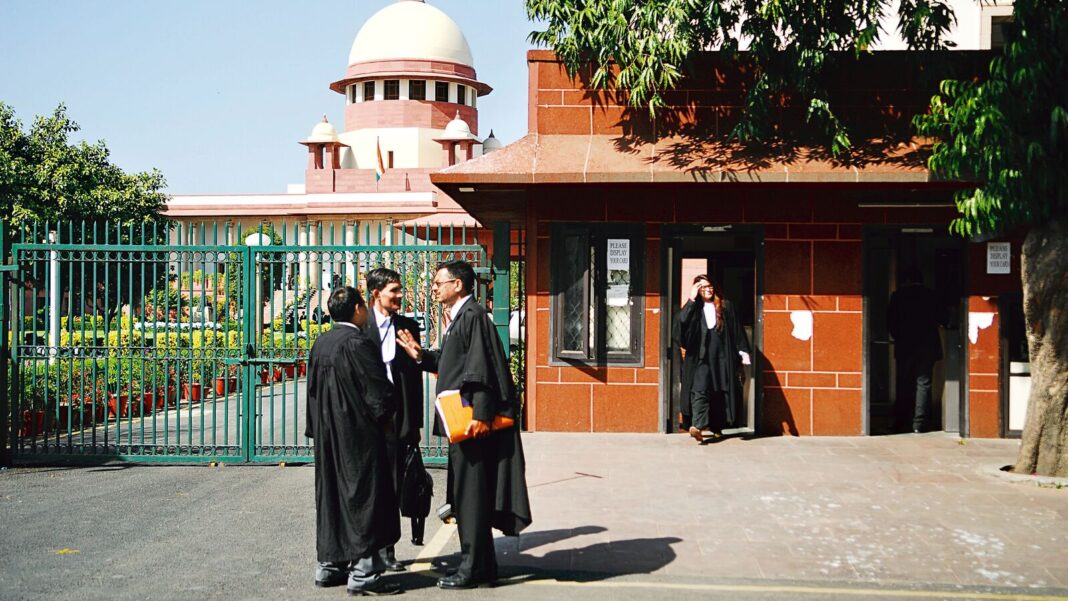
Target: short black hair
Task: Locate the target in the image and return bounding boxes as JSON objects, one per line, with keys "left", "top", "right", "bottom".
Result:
{"left": 366, "top": 267, "right": 401, "bottom": 294}
{"left": 327, "top": 286, "right": 365, "bottom": 322}
{"left": 437, "top": 260, "right": 476, "bottom": 295}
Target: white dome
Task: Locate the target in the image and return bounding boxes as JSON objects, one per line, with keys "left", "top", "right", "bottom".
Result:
{"left": 349, "top": 1, "right": 474, "bottom": 68}
{"left": 442, "top": 111, "right": 477, "bottom": 140}
{"left": 482, "top": 129, "right": 502, "bottom": 152}
{"left": 307, "top": 116, "right": 338, "bottom": 143}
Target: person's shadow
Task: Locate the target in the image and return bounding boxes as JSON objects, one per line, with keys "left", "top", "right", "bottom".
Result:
{"left": 399, "top": 525, "right": 682, "bottom": 589}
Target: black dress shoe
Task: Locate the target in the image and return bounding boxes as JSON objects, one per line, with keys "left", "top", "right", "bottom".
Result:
{"left": 383, "top": 560, "right": 407, "bottom": 573}
{"left": 437, "top": 573, "right": 495, "bottom": 589}
{"left": 347, "top": 579, "right": 403, "bottom": 596}
{"left": 314, "top": 572, "right": 347, "bottom": 588}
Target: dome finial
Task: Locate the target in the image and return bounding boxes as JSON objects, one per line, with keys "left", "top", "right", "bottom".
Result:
{"left": 321, "top": 115, "right": 329, "bottom": 123}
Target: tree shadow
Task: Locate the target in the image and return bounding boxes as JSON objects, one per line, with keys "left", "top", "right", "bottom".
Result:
{"left": 598, "top": 51, "right": 994, "bottom": 177}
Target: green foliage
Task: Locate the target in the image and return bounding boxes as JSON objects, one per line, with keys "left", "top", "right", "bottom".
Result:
{"left": 0, "top": 102, "right": 170, "bottom": 227}
{"left": 914, "top": 0, "right": 1067, "bottom": 236}
{"left": 526, "top": 0, "right": 955, "bottom": 156}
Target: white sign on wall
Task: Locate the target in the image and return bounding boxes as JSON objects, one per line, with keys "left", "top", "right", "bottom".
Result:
{"left": 987, "top": 242, "right": 1011, "bottom": 274}
{"left": 606, "top": 239, "right": 631, "bottom": 307}
{"left": 607, "top": 239, "right": 630, "bottom": 271}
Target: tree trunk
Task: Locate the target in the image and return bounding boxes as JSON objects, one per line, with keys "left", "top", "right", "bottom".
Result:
{"left": 1014, "top": 220, "right": 1068, "bottom": 477}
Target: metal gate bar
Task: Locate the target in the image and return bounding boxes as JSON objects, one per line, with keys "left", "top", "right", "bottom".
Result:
{"left": 5, "top": 219, "right": 497, "bottom": 464}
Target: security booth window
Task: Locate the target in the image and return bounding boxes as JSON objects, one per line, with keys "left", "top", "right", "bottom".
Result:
{"left": 550, "top": 223, "right": 644, "bottom": 366}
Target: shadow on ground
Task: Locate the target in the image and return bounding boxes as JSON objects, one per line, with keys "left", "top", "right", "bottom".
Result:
{"left": 394, "top": 525, "right": 682, "bottom": 591}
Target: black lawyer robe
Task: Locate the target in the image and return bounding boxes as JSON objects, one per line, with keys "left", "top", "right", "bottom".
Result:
{"left": 364, "top": 310, "right": 424, "bottom": 446}
{"left": 887, "top": 283, "right": 945, "bottom": 364}
{"left": 672, "top": 299, "right": 751, "bottom": 428}
{"left": 419, "top": 298, "right": 532, "bottom": 539}
{"left": 364, "top": 309, "right": 426, "bottom": 544}
{"left": 304, "top": 324, "right": 400, "bottom": 563}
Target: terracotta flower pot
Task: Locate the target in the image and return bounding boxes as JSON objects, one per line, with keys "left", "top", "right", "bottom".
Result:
{"left": 181, "top": 383, "right": 202, "bottom": 403}
{"left": 18, "top": 409, "right": 46, "bottom": 437}
{"left": 107, "top": 393, "right": 130, "bottom": 419}
{"left": 57, "top": 403, "right": 73, "bottom": 431}
{"left": 137, "top": 393, "right": 154, "bottom": 416}
{"left": 273, "top": 367, "right": 284, "bottom": 382}
{"left": 259, "top": 369, "right": 270, "bottom": 385}
{"left": 215, "top": 376, "right": 239, "bottom": 395}
{"left": 297, "top": 361, "right": 307, "bottom": 377}
{"left": 282, "top": 364, "right": 296, "bottom": 378}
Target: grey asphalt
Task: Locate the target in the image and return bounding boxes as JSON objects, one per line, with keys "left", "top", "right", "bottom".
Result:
{"left": 2, "top": 433, "right": 1067, "bottom": 601}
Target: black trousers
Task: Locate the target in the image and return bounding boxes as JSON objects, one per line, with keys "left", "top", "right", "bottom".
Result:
{"left": 448, "top": 434, "right": 498, "bottom": 580}
{"left": 895, "top": 355, "right": 934, "bottom": 431}
{"left": 691, "top": 363, "right": 728, "bottom": 433}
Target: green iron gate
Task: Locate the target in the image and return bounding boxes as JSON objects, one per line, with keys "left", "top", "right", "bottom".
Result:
{"left": 3, "top": 220, "right": 497, "bottom": 464}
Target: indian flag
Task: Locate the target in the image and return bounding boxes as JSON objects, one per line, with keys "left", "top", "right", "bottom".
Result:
{"left": 375, "top": 137, "right": 385, "bottom": 183}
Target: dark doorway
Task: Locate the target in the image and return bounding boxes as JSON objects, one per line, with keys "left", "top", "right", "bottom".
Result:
{"left": 661, "top": 226, "right": 763, "bottom": 434}
{"left": 863, "top": 227, "right": 966, "bottom": 435}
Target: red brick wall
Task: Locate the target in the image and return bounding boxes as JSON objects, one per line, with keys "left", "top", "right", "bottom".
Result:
{"left": 967, "top": 296, "right": 1001, "bottom": 437}
{"left": 522, "top": 186, "right": 1013, "bottom": 436}
{"left": 519, "top": 50, "right": 1008, "bottom": 436}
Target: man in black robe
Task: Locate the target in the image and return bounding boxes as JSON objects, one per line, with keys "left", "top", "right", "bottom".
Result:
{"left": 363, "top": 267, "right": 424, "bottom": 570}
{"left": 396, "top": 260, "right": 532, "bottom": 589}
{"left": 673, "top": 275, "right": 751, "bottom": 442}
{"left": 305, "top": 286, "right": 402, "bottom": 596}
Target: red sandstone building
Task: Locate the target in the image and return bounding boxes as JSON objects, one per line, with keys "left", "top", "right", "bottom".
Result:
{"left": 434, "top": 50, "right": 1028, "bottom": 438}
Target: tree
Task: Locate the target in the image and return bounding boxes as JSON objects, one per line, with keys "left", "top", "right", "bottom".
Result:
{"left": 915, "top": 0, "right": 1067, "bottom": 477}
{"left": 0, "top": 102, "right": 171, "bottom": 321}
{"left": 527, "top": 0, "right": 1067, "bottom": 475}
{"left": 0, "top": 102, "right": 168, "bottom": 227}
{"left": 527, "top": 0, "right": 955, "bottom": 155}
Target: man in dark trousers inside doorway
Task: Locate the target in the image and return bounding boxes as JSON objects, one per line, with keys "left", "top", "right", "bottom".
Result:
{"left": 364, "top": 267, "right": 424, "bottom": 571}
{"left": 396, "top": 260, "right": 532, "bottom": 589}
{"left": 305, "top": 286, "right": 402, "bottom": 596}
{"left": 887, "top": 266, "right": 945, "bottom": 433}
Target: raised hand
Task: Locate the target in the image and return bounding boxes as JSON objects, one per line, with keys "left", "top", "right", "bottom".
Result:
{"left": 396, "top": 329, "right": 424, "bottom": 362}
{"left": 690, "top": 280, "right": 704, "bottom": 301}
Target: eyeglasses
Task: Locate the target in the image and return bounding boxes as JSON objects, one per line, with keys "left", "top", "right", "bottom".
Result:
{"left": 431, "top": 278, "right": 459, "bottom": 288}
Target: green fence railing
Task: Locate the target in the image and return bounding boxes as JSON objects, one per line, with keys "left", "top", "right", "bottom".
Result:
{"left": 5, "top": 219, "right": 502, "bottom": 464}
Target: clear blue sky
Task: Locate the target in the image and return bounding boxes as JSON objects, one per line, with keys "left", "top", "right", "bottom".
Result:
{"left": 0, "top": 0, "right": 536, "bottom": 194}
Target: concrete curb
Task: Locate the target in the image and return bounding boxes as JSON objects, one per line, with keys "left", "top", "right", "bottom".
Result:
{"left": 980, "top": 463, "right": 1068, "bottom": 489}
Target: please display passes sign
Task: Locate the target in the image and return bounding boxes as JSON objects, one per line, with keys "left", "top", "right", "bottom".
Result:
{"left": 987, "top": 242, "right": 1011, "bottom": 274}
{"left": 607, "top": 239, "right": 630, "bottom": 271}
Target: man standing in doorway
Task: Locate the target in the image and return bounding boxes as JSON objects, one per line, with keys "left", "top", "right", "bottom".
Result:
{"left": 887, "top": 266, "right": 945, "bottom": 433}
{"left": 364, "top": 267, "right": 424, "bottom": 571}
{"left": 305, "top": 287, "right": 402, "bottom": 596}
{"left": 396, "top": 260, "right": 532, "bottom": 589}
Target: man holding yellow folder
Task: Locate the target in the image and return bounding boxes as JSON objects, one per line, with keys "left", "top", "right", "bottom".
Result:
{"left": 396, "top": 260, "right": 532, "bottom": 589}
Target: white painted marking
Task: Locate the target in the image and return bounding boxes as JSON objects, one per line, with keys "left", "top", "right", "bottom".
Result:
{"left": 969, "top": 312, "right": 995, "bottom": 344}
{"left": 408, "top": 523, "right": 457, "bottom": 573}
{"left": 791, "top": 310, "right": 813, "bottom": 341}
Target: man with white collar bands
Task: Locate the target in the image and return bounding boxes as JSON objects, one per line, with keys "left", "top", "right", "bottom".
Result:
{"left": 363, "top": 267, "right": 425, "bottom": 571}
{"left": 396, "top": 260, "right": 532, "bottom": 590}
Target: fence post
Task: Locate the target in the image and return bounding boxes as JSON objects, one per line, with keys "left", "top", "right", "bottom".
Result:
{"left": 491, "top": 221, "right": 510, "bottom": 358}
{"left": 1, "top": 219, "right": 10, "bottom": 466}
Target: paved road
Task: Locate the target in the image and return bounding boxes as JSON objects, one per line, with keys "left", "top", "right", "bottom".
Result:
{"left": 2, "top": 433, "right": 1067, "bottom": 601}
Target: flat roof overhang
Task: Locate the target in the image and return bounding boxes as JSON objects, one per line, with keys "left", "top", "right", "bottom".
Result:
{"left": 431, "top": 134, "right": 974, "bottom": 226}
